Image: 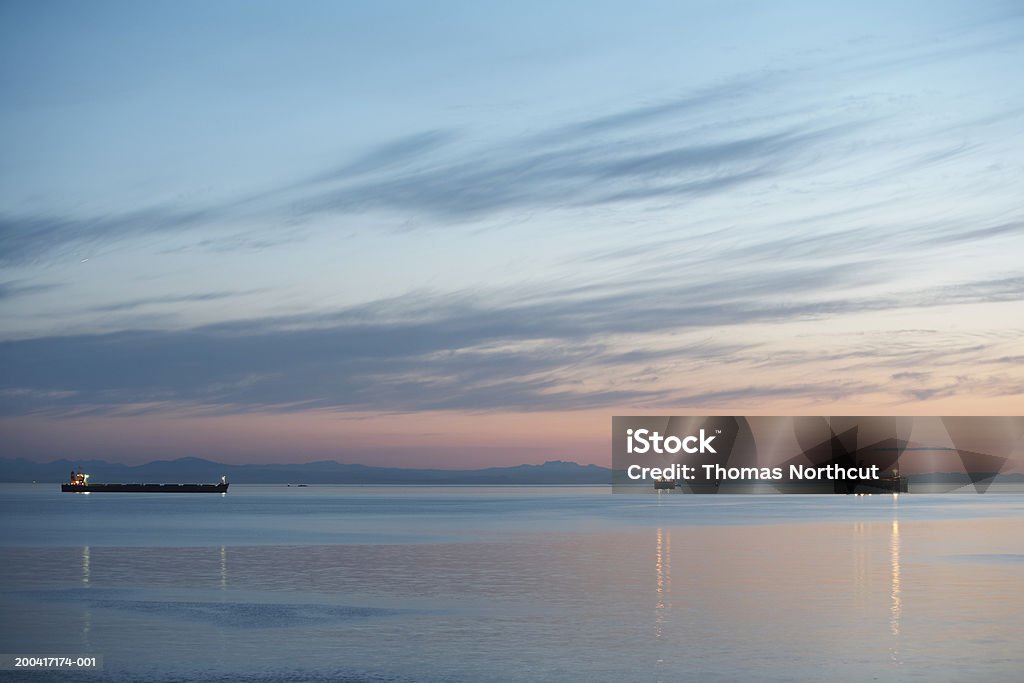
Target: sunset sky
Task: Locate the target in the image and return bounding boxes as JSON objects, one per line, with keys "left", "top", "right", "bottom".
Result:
{"left": 2, "top": 1, "right": 1023, "bottom": 467}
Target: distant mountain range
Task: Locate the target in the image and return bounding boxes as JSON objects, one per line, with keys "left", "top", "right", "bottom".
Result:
{"left": 3, "top": 457, "right": 1021, "bottom": 485}
{"left": 0, "top": 456, "right": 612, "bottom": 485}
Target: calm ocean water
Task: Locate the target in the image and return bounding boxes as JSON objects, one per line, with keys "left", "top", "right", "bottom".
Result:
{"left": 1, "top": 484, "right": 1022, "bottom": 682}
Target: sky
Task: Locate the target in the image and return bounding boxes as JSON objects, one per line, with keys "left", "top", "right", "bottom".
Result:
{"left": 2, "top": 0, "right": 1023, "bottom": 467}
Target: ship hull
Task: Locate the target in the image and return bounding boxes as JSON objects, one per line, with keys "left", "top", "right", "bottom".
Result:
{"left": 61, "top": 483, "right": 229, "bottom": 493}
{"left": 835, "top": 476, "right": 908, "bottom": 494}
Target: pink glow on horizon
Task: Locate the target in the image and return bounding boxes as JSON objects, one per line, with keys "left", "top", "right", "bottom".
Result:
{"left": 4, "top": 392, "right": 1023, "bottom": 469}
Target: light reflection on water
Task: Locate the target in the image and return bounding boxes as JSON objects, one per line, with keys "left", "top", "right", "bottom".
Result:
{"left": 0, "top": 485, "right": 1022, "bottom": 682}
{"left": 81, "top": 545, "right": 90, "bottom": 587}
{"left": 220, "top": 545, "right": 227, "bottom": 591}
{"left": 653, "top": 527, "right": 670, "bottom": 671}
{"left": 890, "top": 519, "right": 901, "bottom": 658}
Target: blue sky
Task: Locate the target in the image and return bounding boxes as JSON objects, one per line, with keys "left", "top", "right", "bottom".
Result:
{"left": 2, "top": 1, "right": 1023, "bottom": 465}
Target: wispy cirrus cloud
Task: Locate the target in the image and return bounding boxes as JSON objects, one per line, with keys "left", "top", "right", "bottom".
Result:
{"left": 0, "top": 280, "right": 62, "bottom": 300}
{"left": 0, "top": 206, "right": 220, "bottom": 266}
{"left": 2, "top": 267, "right": 1021, "bottom": 417}
{"left": 307, "top": 129, "right": 460, "bottom": 182}
{"left": 87, "top": 290, "right": 258, "bottom": 313}
{"left": 0, "top": 41, "right": 1000, "bottom": 270}
{"left": 304, "top": 123, "right": 873, "bottom": 219}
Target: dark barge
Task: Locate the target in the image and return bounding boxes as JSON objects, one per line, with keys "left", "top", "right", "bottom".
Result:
{"left": 61, "top": 469, "right": 229, "bottom": 493}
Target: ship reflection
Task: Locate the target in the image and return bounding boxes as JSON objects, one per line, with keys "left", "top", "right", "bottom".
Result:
{"left": 890, "top": 518, "right": 901, "bottom": 657}
{"left": 654, "top": 528, "right": 671, "bottom": 645}
{"left": 81, "top": 545, "right": 90, "bottom": 587}
{"left": 220, "top": 545, "right": 228, "bottom": 590}
{"left": 81, "top": 545, "right": 92, "bottom": 649}
{"left": 851, "top": 515, "right": 902, "bottom": 661}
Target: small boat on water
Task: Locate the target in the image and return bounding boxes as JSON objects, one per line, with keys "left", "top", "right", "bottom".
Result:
{"left": 61, "top": 468, "right": 229, "bottom": 493}
{"left": 654, "top": 478, "right": 676, "bottom": 490}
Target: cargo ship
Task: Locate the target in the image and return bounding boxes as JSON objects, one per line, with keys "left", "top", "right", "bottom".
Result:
{"left": 61, "top": 469, "right": 229, "bottom": 493}
{"left": 835, "top": 468, "right": 908, "bottom": 495}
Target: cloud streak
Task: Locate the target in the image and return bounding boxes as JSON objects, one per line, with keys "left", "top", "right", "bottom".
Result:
{"left": 0, "top": 68, "right": 947, "bottom": 268}
{"left": 88, "top": 291, "right": 257, "bottom": 313}
{"left": 0, "top": 280, "right": 61, "bottom": 300}
{"left": 2, "top": 268, "right": 1021, "bottom": 416}
{"left": 0, "top": 206, "right": 219, "bottom": 266}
